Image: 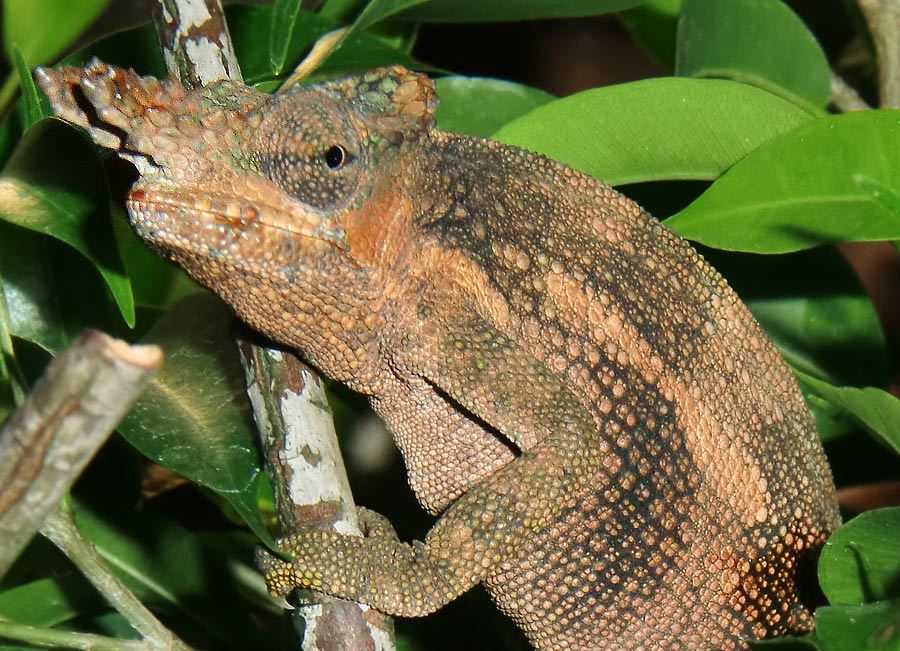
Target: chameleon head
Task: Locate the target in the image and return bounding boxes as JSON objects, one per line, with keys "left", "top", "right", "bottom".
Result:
{"left": 36, "top": 61, "right": 438, "bottom": 381}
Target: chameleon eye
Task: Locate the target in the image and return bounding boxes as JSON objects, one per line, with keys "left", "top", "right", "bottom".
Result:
{"left": 324, "top": 144, "right": 348, "bottom": 170}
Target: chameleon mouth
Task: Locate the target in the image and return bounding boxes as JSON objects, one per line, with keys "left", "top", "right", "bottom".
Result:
{"left": 126, "top": 187, "right": 342, "bottom": 248}
{"left": 126, "top": 188, "right": 262, "bottom": 256}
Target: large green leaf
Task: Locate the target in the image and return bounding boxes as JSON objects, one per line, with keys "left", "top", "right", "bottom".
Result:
{"left": 13, "top": 47, "right": 51, "bottom": 130}
{"left": 0, "top": 222, "right": 66, "bottom": 352}
{"left": 117, "top": 294, "right": 273, "bottom": 548}
{"left": 0, "top": 575, "right": 105, "bottom": 627}
{"left": 269, "top": 0, "right": 304, "bottom": 74}
{"left": 0, "top": 120, "right": 134, "bottom": 326}
{"left": 667, "top": 111, "right": 900, "bottom": 253}
{"left": 351, "top": 0, "right": 429, "bottom": 32}
{"left": 493, "top": 77, "right": 814, "bottom": 186}
{"left": 399, "top": 0, "right": 647, "bottom": 22}
{"left": 676, "top": 0, "right": 830, "bottom": 110}
{"left": 435, "top": 76, "right": 554, "bottom": 138}
{"left": 819, "top": 508, "right": 900, "bottom": 606}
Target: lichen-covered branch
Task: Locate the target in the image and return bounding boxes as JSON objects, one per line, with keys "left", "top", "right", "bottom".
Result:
{"left": 0, "top": 331, "right": 162, "bottom": 578}
{"left": 149, "top": 0, "right": 242, "bottom": 85}
{"left": 238, "top": 343, "right": 395, "bottom": 651}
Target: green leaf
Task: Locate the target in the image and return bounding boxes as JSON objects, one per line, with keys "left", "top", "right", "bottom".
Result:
{"left": 352, "top": 0, "right": 429, "bottom": 32}
{"left": 72, "top": 502, "right": 273, "bottom": 650}
{"left": 269, "top": 0, "right": 303, "bottom": 74}
{"left": 2, "top": 0, "right": 111, "bottom": 66}
{"left": 796, "top": 372, "right": 900, "bottom": 455}
{"left": 230, "top": 5, "right": 426, "bottom": 85}
{"left": 117, "top": 294, "right": 273, "bottom": 548}
{"left": 320, "top": 0, "right": 367, "bottom": 21}
{"left": 619, "top": 0, "right": 682, "bottom": 71}
{"left": 0, "top": 120, "right": 134, "bottom": 326}
{"left": 434, "top": 76, "right": 554, "bottom": 138}
{"left": 13, "top": 47, "right": 50, "bottom": 130}
{"left": 705, "top": 247, "right": 888, "bottom": 389}
{"left": 814, "top": 599, "right": 900, "bottom": 651}
{"left": 0, "top": 575, "right": 105, "bottom": 626}
{"left": 0, "top": 222, "right": 66, "bottom": 352}
{"left": 667, "top": 111, "right": 900, "bottom": 253}
{"left": 399, "top": 0, "right": 648, "bottom": 22}
{"left": 676, "top": 0, "right": 830, "bottom": 110}
{"left": 494, "top": 77, "right": 814, "bottom": 186}
{"left": 819, "top": 508, "right": 900, "bottom": 606}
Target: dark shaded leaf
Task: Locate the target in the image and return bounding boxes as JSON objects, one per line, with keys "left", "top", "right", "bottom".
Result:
{"left": 618, "top": 0, "right": 682, "bottom": 71}
{"left": 0, "top": 120, "right": 134, "bottom": 325}
{"left": 399, "top": 0, "right": 648, "bottom": 23}
{"left": 117, "top": 294, "right": 273, "bottom": 548}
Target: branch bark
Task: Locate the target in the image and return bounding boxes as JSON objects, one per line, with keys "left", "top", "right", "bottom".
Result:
{"left": 0, "top": 331, "right": 162, "bottom": 578}
{"left": 857, "top": 0, "right": 900, "bottom": 107}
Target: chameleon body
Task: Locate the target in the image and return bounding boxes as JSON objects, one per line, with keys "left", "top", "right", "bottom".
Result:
{"left": 37, "top": 61, "right": 840, "bottom": 651}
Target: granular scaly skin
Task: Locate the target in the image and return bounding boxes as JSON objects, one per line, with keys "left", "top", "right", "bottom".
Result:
{"left": 36, "top": 60, "right": 841, "bottom": 650}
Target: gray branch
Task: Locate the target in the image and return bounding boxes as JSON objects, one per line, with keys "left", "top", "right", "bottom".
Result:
{"left": 149, "top": 0, "right": 242, "bottom": 85}
{"left": 41, "top": 503, "right": 192, "bottom": 651}
{"left": 830, "top": 72, "right": 872, "bottom": 112}
{"left": 857, "top": 0, "right": 900, "bottom": 107}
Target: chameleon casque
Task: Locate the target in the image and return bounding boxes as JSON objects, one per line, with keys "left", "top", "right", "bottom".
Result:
{"left": 36, "top": 60, "right": 841, "bottom": 650}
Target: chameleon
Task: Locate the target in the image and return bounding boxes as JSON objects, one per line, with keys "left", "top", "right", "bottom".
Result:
{"left": 36, "top": 60, "right": 841, "bottom": 651}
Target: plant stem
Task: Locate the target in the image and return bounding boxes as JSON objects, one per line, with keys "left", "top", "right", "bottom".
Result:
{"left": 830, "top": 72, "right": 872, "bottom": 111}
{"left": 40, "top": 502, "right": 192, "bottom": 651}
{"left": 0, "top": 620, "right": 149, "bottom": 651}
{"left": 856, "top": 0, "right": 900, "bottom": 107}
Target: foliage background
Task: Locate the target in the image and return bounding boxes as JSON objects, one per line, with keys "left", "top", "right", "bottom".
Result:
{"left": 0, "top": 0, "right": 899, "bottom": 649}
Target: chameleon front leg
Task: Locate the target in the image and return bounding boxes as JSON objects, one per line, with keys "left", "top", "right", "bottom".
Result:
{"left": 258, "top": 441, "right": 574, "bottom": 617}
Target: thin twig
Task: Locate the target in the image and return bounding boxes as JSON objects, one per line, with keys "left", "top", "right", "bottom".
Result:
{"left": 0, "top": 620, "right": 149, "bottom": 651}
{"left": 40, "top": 501, "right": 192, "bottom": 651}
{"left": 830, "top": 72, "right": 872, "bottom": 112}
{"left": 0, "top": 331, "right": 162, "bottom": 578}
{"left": 281, "top": 27, "right": 349, "bottom": 89}
{"left": 856, "top": 0, "right": 900, "bottom": 107}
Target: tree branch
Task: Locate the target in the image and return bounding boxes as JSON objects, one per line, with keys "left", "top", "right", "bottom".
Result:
{"left": 856, "top": 0, "right": 900, "bottom": 107}
{"left": 830, "top": 72, "right": 872, "bottom": 112}
{"left": 0, "top": 331, "right": 162, "bottom": 578}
